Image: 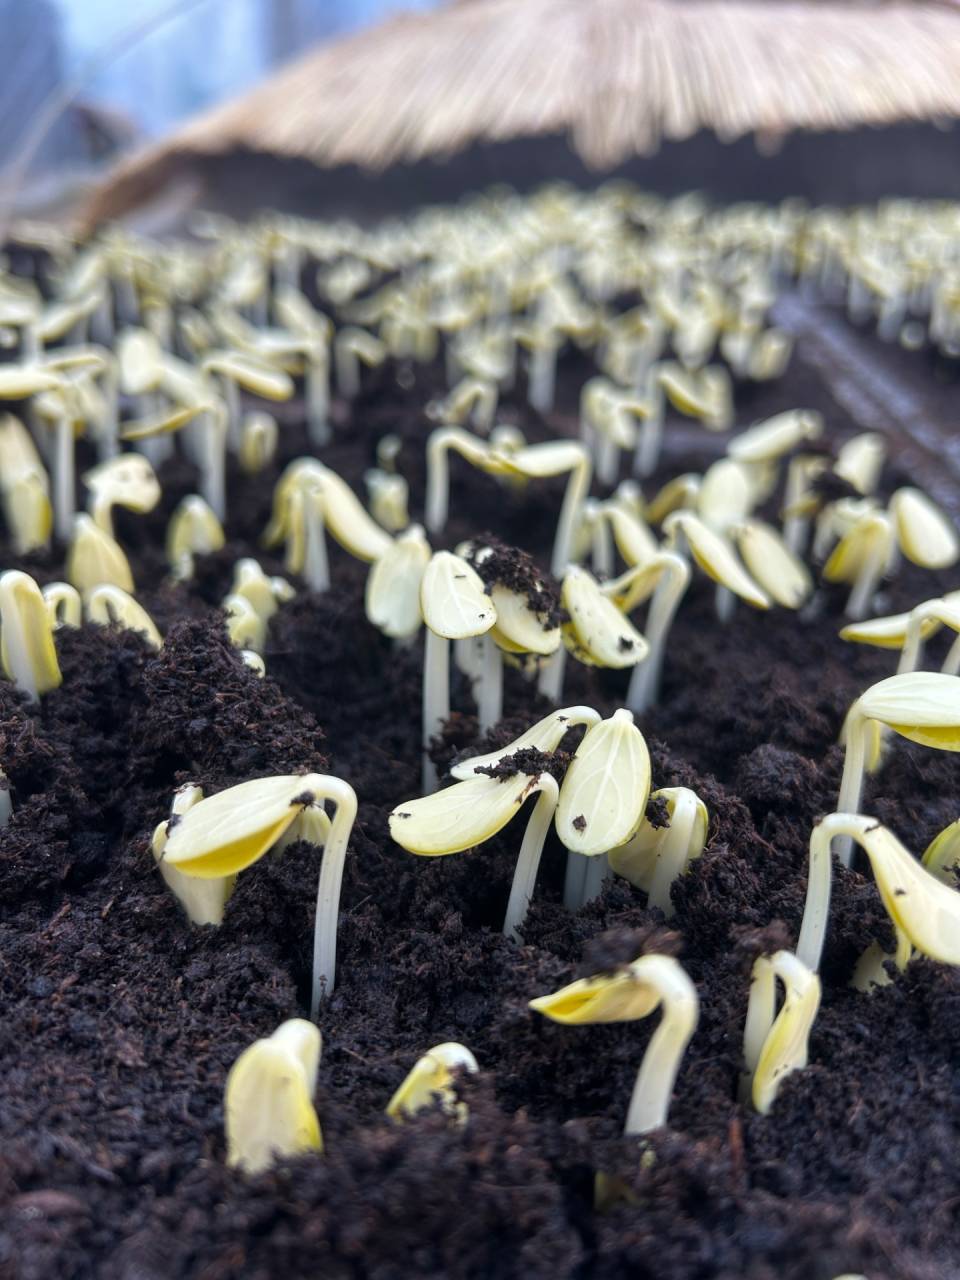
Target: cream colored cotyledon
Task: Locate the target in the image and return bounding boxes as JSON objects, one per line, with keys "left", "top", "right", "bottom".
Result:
{"left": 365, "top": 525, "right": 432, "bottom": 641}
{"left": 65, "top": 513, "right": 135, "bottom": 595}
{"left": 386, "top": 1042, "right": 479, "bottom": 1124}
{"left": 159, "top": 773, "right": 357, "bottom": 1014}
{"left": 166, "top": 495, "right": 225, "bottom": 579}
{"left": 225, "top": 1019, "right": 323, "bottom": 1174}
{"left": 840, "top": 593, "right": 960, "bottom": 677}
{"left": 0, "top": 570, "right": 61, "bottom": 701}
{"left": 608, "top": 786, "right": 708, "bottom": 916}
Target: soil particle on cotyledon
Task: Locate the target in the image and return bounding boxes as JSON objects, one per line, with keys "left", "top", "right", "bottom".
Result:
{"left": 2, "top": 339, "right": 960, "bottom": 1280}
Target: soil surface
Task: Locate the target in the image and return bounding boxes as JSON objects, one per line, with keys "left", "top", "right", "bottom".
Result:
{"left": 2, "top": 294, "right": 960, "bottom": 1280}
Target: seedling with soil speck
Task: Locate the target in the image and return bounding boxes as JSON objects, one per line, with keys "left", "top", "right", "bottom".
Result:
{"left": 225, "top": 1019, "right": 323, "bottom": 1173}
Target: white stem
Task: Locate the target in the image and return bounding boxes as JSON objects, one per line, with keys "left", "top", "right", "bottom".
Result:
{"left": 335, "top": 346, "right": 360, "bottom": 399}
{"left": 422, "top": 628, "right": 449, "bottom": 793}
{"left": 99, "top": 364, "right": 119, "bottom": 461}
{"left": 715, "top": 585, "right": 736, "bottom": 625}
{"left": 528, "top": 344, "right": 556, "bottom": 414}
{"left": 581, "top": 852, "right": 610, "bottom": 905}
{"left": 551, "top": 459, "right": 591, "bottom": 578}
{"left": 475, "top": 634, "right": 503, "bottom": 732}
{"left": 596, "top": 434, "right": 619, "bottom": 488}
{"left": 304, "top": 495, "right": 330, "bottom": 593}
{"left": 897, "top": 610, "right": 927, "bottom": 676}
{"left": 835, "top": 711, "right": 868, "bottom": 867}
{"left": 425, "top": 438, "right": 449, "bottom": 534}
{"left": 634, "top": 396, "right": 664, "bottom": 478}
{"left": 846, "top": 538, "right": 887, "bottom": 621}
{"left": 943, "top": 633, "right": 960, "bottom": 677}
{"left": 222, "top": 375, "right": 242, "bottom": 452}
{"left": 310, "top": 778, "right": 358, "bottom": 1015}
{"left": 591, "top": 513, "right": 614, "bottom": 578}
{"left": 201, "top": 410, "right": 227, "bottom": 522}
{"left": 53, "top": 415, "right": 74, "bottom": 543}
{"left": 0, "top": 772, "right": 11, "bottom": 827}
{"left": 563, "top": 849, "right": 589, "bottom": 911}
{"left": 307, "top": 357, "right": 331, "bottom": 447}
{"left": 624, "top": 964, "right": 698, "bottom": 1135}
{"left": 537, "top": 645, "right": 567, "bottom": 703}
{"left": 739, "top": 957, "right": 775, "bottom": 1102}
{"left": 647, "top": 791, "right": 698, "bottom": 917}
{"left": 445, "top": 342, "right": 459, "bottom": 387}
{"left": 503, "top": 776, "right": 559, "bottom": 940}
{"left": 797, "top": 814, "right": 864, "bottom": 971}
{"left": 627, "top": 556, "right": 689, "bottom": 713}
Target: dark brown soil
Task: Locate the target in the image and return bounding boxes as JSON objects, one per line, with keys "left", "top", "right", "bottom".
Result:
{"left": 2, "top": 326, "right": 960, "bottom": 1280}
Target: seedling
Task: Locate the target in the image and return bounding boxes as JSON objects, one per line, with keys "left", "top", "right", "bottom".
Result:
{"left": 530, "top": 952, "right": 699, "bottom": 1135}
{"left": 840, "top": 594, "right": 960, "bottom": 676}
{"left": 419, "top": 551, "right": 496, "bottom": 792}
{"left": 449, "top": 705, "right": 601, "bottom": 779}
{"left": 796, "top": 812, "right": 960, "bottom": 973}
{"left": 729, "top": 519, "right": 813, "bottom": 610}
{"left": 166, "top": 495, "right": 225, "bottom": 579}
{"left": 224, "top": 594, "right": 266, "bottom": 654}
{"left": 663, "top": 511, "right": 770, "bottom": 613}
{"left": 230, "top": 559, "right": 294, "bottom": 626}
{"left": 152, "top": 784, "right": 235, "bottom": 925}
{"left": 42, "top": 582, "right": 82, "bottom": 629}
{"left": 83, "top": 453, "right": 160, "bottom": 537}
{"left": 225, "top": 1019, "right": 323, "bottom": 1173}
{"left": 202, "top": 349, "right": 294, "bottom": 448}
{"left": 334, "top": 327, "right": 386, "bottom": 398}
{"left": 836, "top": 672, "right": 960, "bottom": 864}
{"left": 889, "top": 486, "right": 960, "bottom": 569}
{"left": 365, "top": 468, "right": 410, "bottom": 533}
{"left": 0, "top": 413, "right": 51, "bottom": 554}
{"left": 727, "top": 409, "right": 823, "bottom": 465}
{"left": 921, "top": 817, "right": 960, "bottom": 884}
{"left": 239, "top": 411, "right": 278, "bottom": 474}
{"left": 160, "top": 772, "right": 358, "bottom": 1012}
{"left": 87, "top": 585, "right": 162, "bottom": 649}
{"left": 603, "top": 552, "right": 691, "bottom": 712}
{"left": 424, "top": 427, "right": 512, "bottom": 535}
{"left": 556, "top": 709, "right": 651, "bottom": 908}
{"left": 0, "top": 570, "right": 61, "bottom": 700}
{"left": 386, "top": 1043, "right": 479, "bottom": 1123}
{"left": 390, "top": 766, "right": 559, "bottom": 939}
{"left": 740, "top": 950, "right": 821, "bottom": 1114}
{"left": 66, "top": 514, "right": 135, "bottom": 595}
{"left": 608, "top": 786, "right": 708, "bottom": 916}
{"left": 490, "top": 440, "right": 593, "bottom": 577}
{"left": 822, "top": 508, "right": 896, "bottom": 620}
{"left": 365, "top": 525, "right": 431, "bottom": 641}
{"left": 429, "top": 376, "right": 498, "bottom": 432}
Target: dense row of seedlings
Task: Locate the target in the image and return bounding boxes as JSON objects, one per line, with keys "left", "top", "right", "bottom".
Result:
{"left": 2, "top": 186, "right": 960, "bottom": 1247}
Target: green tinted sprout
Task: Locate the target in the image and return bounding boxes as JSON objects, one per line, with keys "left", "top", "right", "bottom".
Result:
{"left": 160, "top": 772, "right": 358, "bottom": 1011}
{"left": 0, "top": 570, "right": 61, "bottom": 700}
{"left": 386, "top": 1043, "right": 479, "bottom": 1123}
{"left": 364, "top": 468, "right": 410, "bottom": 533}
{"left": 740, "top": 950, "right": 821, "bottom": 1114}
{"left": 225, "top": 1019, "right": 323, "bottom": 1174}
{"left": 239, "top": 410, "right": 278, "bottom": 474}
{"left": 152, "top": 784, "right": 235, "bottom": 925}
{"left": 608, "top": 786, "right": 708, "bottom": 915}
{"left": 166, "top": 495, "right": 226, "bottom": 580}
{"left": 530, "top": 953, "right": 698, "bottom": 1136}
{"left": 840, "top": 594, "right": 960, "bottom": 676}
{"left": 87, "top": 585, "right": 162, "bottom": 649}
{"left": 797, "top": 812, "right": 960, "bottom": 973}
{"left": 390, "top": 768, "right": 559, "bottom": 939}
{"left": 66, "top": 513, "right": 134, "bottom": 595}
{"left": 42, "top": 582, "right": 82, "bottom": 629}
{"left": 419, "top": 551, "right": 496, "bottom": 791}
{"left": 334, "top": 327, "right": 386, "bottom": 398}
{"left": 557, "top": 709, "right": 651, "bottom": 908}
{"left": 365, "top": 525, "right": 431, "bottom": 641}
{"left": 836, "top": 673, "right": 960, "bottom": 864}
{"left": 83, "top": 453, "right": 160, "bottom": 537}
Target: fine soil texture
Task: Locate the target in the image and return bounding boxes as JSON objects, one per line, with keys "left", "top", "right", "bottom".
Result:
{"left": 2, "top": 313, "right": 960, "bottom": 1280}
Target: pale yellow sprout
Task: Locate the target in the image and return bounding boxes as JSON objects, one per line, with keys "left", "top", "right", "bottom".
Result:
{"left": 0, "top": 570, "right": 62, "bottom": 701}
{"left": 603, "top": 552, "right": 691, "bottom": 713}
{"left": 420, "top": 551, "right": 496, "bottom": 792}
{"left": 513, "top": 321, "right": 562, "bottom": 414}
{"left": 450, "top": 706, "right": 601, "bottom": 780}
{"left": 659, "top": 362, "right": 732, "bottom": 431}
{"left": 161, "top": 772, "right": 357, "bottom": 1007}
{"left": 740, "top": 950, "right": 821, "bottom": 1114}
{"left": 152, "top": 784, "right": 236, "bottom": 925}
{"left": 390, "top": 768, "right": 559, "bottom": 938}
{"left": 365, "top": 524, "right": 431, "bottom": 640}
{"left": 334, "top": 327, "right": 386, "bottom": 398}
{"left": 663, "top": 512, "right": 770, "bottom": 610}
{"left": 364, "top": 468, "right": 409, "bottom": 533}
{"left": 797, "top": 812, "right": 960, "bottom": 974}
{"left": 834, "top": 433, "right": 886, "bottom": 496}
{"left": 608, "top": 786, "right": 708, "bottom": 916}
{"left": 561, "top": 566, "right": 648, "bottom": 670}
{"left": 166, "top": 495, "right": 225, "bottom": 579}
{"left": 697, "top": 458, "right": 756, "bottom": 533}
{"left": 83, "top": 453, "right": 160, "bottom": 536}
{"left": 730, "top": 519, "right": 813, "bottom": 609}
{"left": 86, "top": 585, "right": 162, "bottom": 650}
{"left": 42, "top": 582, "right": 82, "bottom": 629}
{"left": 889, "top": 487, "right": 959, "bottom": 570}
{"left": 837, "top": 673, "right": 960, "bottom": 864}
{"left": 239, "top": 411, "right": 278, "bottom": 474}
{"left": 116, "top": 328, "right": 163, "bottom": 395}
{"left": 0, "top": 361, "right": 61, "bottom": 399}
{"left": 490, "top": 440, "right": 592, "bottom": 578}
{"left": 429, "top": 376, "right": 498, "bottom": 431}
{"left": 424, "top": 426, "right": 512, "bottom": 535}
{"left": 0, "top": 414, "right": 50, "bottom": 552}
{"left": 840, "top": 594, "right": 960, "bottom": 676}
{"left": 645, "top": 473, "right": 701, "bottom": 526}
{"left": 530, "top": 953, "right": 698, "bottom": 1135}
{"left": 224, "top": 594, "right": 266, "bottom": 654}
{"left": 66, "top": 514, "right": 134, "bottom": 595}
{"left": 387, "top": 1043, "right": 479, "bottom": 1123}
{"left": 822, "top": 507, "right": 897, "bottom": 620}
{"left": 727, "top": 409, "right": 822, "bottom": 464}
{"left": 557, "top": 709, "right": 651, "bottom": 908}
{"left": 241, "top": 650, "right": 266, "bottom": 677}
{"left": 922, "top": 818, "right": 960, "bottom": 884}
{"left": 230, "top": 559, "right": 293, "bottom": 625}
{"left": 118, "top": 404, "right": 205, "bottom": 445}
{"left": 225, "top": 1019, "right": 323, "bottom": 1174}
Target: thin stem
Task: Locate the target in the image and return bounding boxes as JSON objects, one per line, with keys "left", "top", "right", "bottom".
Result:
{"left": 943, "top": 633, "right": 960, "bottom": 676}
{"left": 739, "top": 956, "right": 774, "bottom": 1104}
{"left": 563, "top": 849, "right": 589, "bottom": 911}
{"left": 627, "top": 555, "right": 689, "bottom": 713}
{"left": 580, "top": 853, "right": 610, "bottom": 905}
{"left": 311, "top": 778, "right": 358, "bottom": 1015}
{"left": 422, "top": 628, "right": 449, "bottom": 794}
{"left": 528, "top": 343, "right": 557, "bottom": 414}
{"left": 551, "top": 457, "right": 591, "bottom": 578}
{"left": 0, "top": 772, "right": 11, "bottom": 828}
{"left": 336, "top": 345, "right": 359, "bottom": 399}
{"left": 595, "top": 434, "right": 619, "bottom": 487}
{"left": 714, "top": 584, "right": 736, "bottom": 625}
{"left": 222, "top": 375, "right": 242, "bottom": 452}
{"left": 307, "top": 357, "right": 331, "bottom": 447}
{"left": 425, "top": 435, "right": 449, "bottom": 534}
{"left": 53, "top": 414, "right": 74, "bottom": 543}
{"left": 633, "top": 388, "right": 663, "bottom": 478}
{"left": 647, "top": 791, "right": 697, "bottom": 917}
{"left": 537, "top": 645, "right": 567, "bottom": 703}
{"left": 846, "top": 535, "right": 888, "bottom": 621}
{"left": 835, "top": 711, "right": 868, "bottom": 867}
{"left": 303, "top": 491, "right": 330, "bottom": 594}
{"left": 503, "top": 776, "right": 559, "bottom": 940}
{"left": 201, "top": 408, "right": 227, "bottom": 522}
{"left": 475, "top": 634, "right": 503, "bottom": 732}
{"left": 897, "top": 608, "right": 928, "bottom": 675}
{"left": 624, "top": 960, "right": 698, "bottom": 1135}
{"left": 797, "top": 820, "right": 840, "bottom": 971}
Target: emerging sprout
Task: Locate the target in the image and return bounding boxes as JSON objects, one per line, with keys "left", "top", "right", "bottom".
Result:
{"left": 390, "top": 766, "right": 559, "bottom": 939}
{"left": 42, "top": 582, "right": 82, "bottom": 629}
{"left": 365, "top": 468, "right": 410, "bottom": 533}
{"left": 386, "top": 1042, "right": 479, "bottom": 1123}
{"left": 160, "top": 773, "right": 358, "bottom": 1012}
{"left": 166, "top": 495, "right": 226, "bottom": 579}
{"left": 83, "top": 453, "right": 160, "bottom": 537}
{"left": 87, "top": 585, "right": 162, "bottom": 649}
{"left": 797, "top": 812, "right": 960, "bottom": 973}
{"left": 0, "top": 413, "right": 51, "bottom": 554}
{"left": 419, "top": 551, "right": 495, "bottom": 792}
{"left": 365, "top": 525, "right": 431, "bottom": 641}
{"left": 424, "top": 427, "right": 512, "bottom": 536}
{"left": 663, "top": 511, "right": 770, "bottom": 612}
{"left": 839, "top": 593, "right": 960, "bottom": 676}
{"left": 608, "top": 786, "right": 708, "bottom": 916}
{"left": 152, "top": 784, "right": 235, "bottom": 925}
{"left": 334, "top": 327, "right": 386, "bottom": 398}
{"left": 0, "top": 570, "right": 62, "bottom": 700}
{"left": 66, "top": 514, "right": 135, "bottom": 595}
{"left": 556, "top": 710, "right": 651, "bottom": 908}
{"left": 837, "top": 673, "right": 960, "bottom": 864}
{"left": 224, "top": 594, "right": 266, "bottom": 654}
{"left": 740, "top": 950, "right": 821, "bottom": 1114}
{"left": 225, "top": 1019, "right": 323, "bottom": 1174}
{"left": 729, "top": 519, "right": 813, "bottom": 610}
{"left": 822, "top": 508, "right": 896, "bottom": 620}
{"left": 727, "top": 409, "right": 822, "bottom": 464}
{"left": 603, "top": 552, "right": 691, "bottom": 713}
{"left": 239, "top": 411, "right": 278, "bottom": 474}
{"left": 530, "top": 952, "right": 699, "bottom": 1135}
